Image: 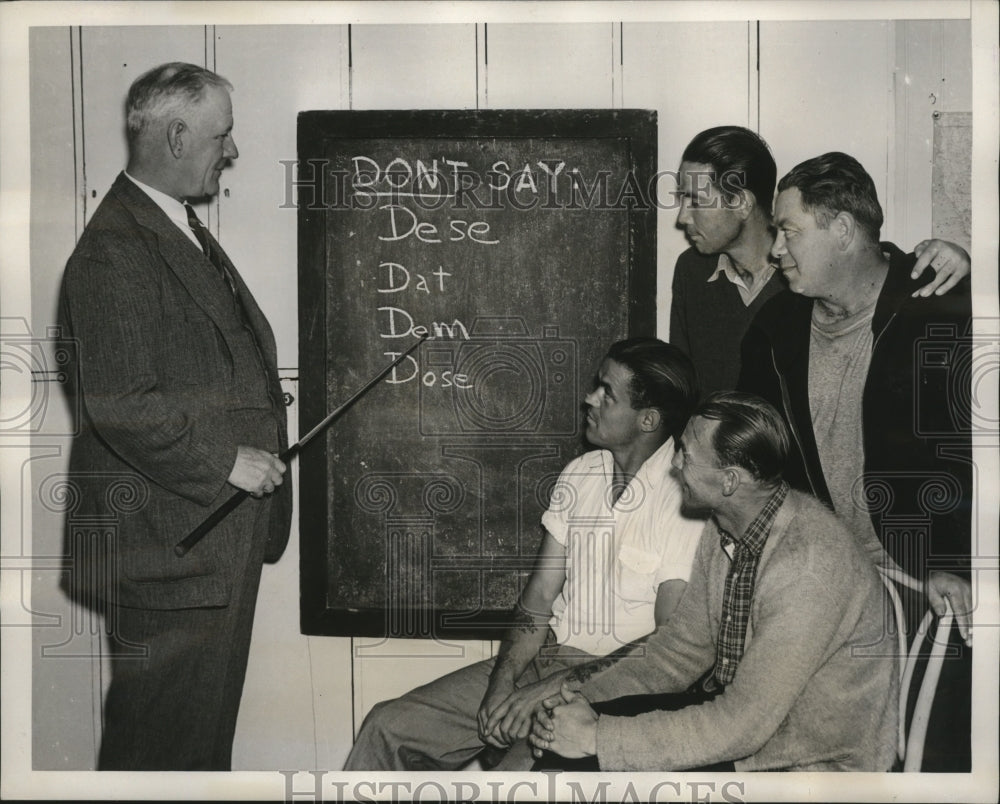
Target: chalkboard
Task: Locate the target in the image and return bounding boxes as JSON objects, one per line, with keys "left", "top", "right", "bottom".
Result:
{"left": 298, "top": 110, "right": 657, "bottom": 639}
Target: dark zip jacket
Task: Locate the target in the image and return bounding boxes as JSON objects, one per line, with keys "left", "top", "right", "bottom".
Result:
{"left": 737, "top": 243, "right": 972, "bottom": 581}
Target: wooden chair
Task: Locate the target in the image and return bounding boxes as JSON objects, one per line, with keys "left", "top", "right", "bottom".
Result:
{"left": 878, "top": 565, "right": 956, "bottom": 772}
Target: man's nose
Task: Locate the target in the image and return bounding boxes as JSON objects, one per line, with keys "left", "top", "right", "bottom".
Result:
{"left": 671, "top": 450, "right": 683, "bottom": 471}
{"left": 584, "top": 388, "right": 601, "bottom": 407}
{"left": 225, "top": 134, "right": 239, "bottom": 160}
{"left": 770, "top": 230, "right": 786, "bottom": 260}
{"left": 677, "top": 197, "right": 692, "bottom": 226}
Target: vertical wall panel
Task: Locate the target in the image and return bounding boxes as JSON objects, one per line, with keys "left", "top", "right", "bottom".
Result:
{"left": 892, "top": 19, "right": 972, "bottom": 251}
{"left": 78, "top": 26, "right": 206, "bottom": 221}
{"left": 30, "top": 27, "right": 78, "bottom": 330}
{"left": 622, "top": 21, "right": 751, "bottom": 337}
{"left": 29, "top": 25, "right": 94, "bottom": 773}
{"left": 351, "top": 24, "right": 478, "bottom": 109}
{"left": 215, "top": 25, "right": 349, "bottom": 368}
{"left": 759, "top": 21, "right": 892, "bottom": 232}
{"left": 484, "top": 23, "right": 614, "bottom": 108}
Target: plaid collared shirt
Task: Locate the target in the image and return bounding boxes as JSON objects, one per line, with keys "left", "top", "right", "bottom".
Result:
{"left": 710, "top": 481, "right": 789, "bottom": 689}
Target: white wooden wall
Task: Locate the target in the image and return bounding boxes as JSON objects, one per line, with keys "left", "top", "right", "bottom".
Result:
{"left": 26, "top": 18, "right": 971, "bottom": 771}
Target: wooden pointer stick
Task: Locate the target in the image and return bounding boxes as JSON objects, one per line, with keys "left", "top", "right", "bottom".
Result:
{"left": 175, "top": 335, "right": 428, "bottom": 557}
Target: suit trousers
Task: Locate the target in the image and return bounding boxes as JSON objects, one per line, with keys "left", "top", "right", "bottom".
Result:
{"left": 98, "top": 508, "right": 267, "bottom": 771}
{"left": 343, "top": 640, "right": 595, "bottom": 771}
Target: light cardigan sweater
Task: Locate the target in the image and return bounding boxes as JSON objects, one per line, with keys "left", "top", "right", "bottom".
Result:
{"left": 581, "top": 489, "right": 898, "bottom": 771}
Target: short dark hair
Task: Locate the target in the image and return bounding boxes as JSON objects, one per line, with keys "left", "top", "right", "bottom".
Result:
{"left": 681, "top": 126, "right": 777, "bottom": 213}
{"left": 605, "top": 337, "right": 698, "bottom": 440}
{"left": 126, "top": 62, "right": 232, "bottom": 146}
{"left": 777, "top": 152, "right": 883, "bottom": 242}
{"left": 693, "top": 391, "right": 789, "bottom": 485}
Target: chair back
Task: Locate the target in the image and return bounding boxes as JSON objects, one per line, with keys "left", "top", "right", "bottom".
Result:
{"left": 877, "top": 566, "right": 956, "bottom": 772}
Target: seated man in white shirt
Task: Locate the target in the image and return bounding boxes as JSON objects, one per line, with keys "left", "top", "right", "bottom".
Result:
{"left": 343, "top": 337, "right": 706, "bottom": 770}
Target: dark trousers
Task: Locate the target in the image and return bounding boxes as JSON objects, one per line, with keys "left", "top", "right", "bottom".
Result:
{"left": 98, "top": 551, "right": 264, "bottom": 770}
{"left": 533, "top": 684, "right": 736, "bottom": 772}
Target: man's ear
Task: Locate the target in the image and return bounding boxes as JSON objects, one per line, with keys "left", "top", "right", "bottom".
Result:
{"left": 720, "top": 467, "right": 741, "bottom": 497}
{"left": 167, "top": 119, "right": 186, "bottom": 158}
{"left": 833, "top": 211, "right": 856, "bottom": 250}
{"left": 639, "top": 407, "right": 662, "bottom": 434}
{"left": 734, "top": 188, "right": 756, "bottom": 221}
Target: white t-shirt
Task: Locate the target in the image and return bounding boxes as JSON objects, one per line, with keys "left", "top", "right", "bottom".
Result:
{"left": 544, "top": 438, "right": 704, "bottom": 656}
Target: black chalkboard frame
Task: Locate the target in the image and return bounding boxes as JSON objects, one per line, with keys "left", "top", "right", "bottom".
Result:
{"left": 298, "top": 109, "right": 657, "bottom": 639}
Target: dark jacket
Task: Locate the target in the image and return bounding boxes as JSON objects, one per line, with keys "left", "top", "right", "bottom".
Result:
{"left": 738, "top": 243, "right": 972, "bottom": 580}
{"left": 59, "top": 173, "right": 292, "bottom": 609}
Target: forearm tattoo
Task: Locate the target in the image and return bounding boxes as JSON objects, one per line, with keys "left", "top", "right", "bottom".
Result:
{"left": 509, "top": 603, "right": 540, "bottom": 636}
{"left": 565, "top": 635, "right": 649, "bottom": 685}
{"left": 492, "top": 603, "right": 542, "bottom": 671}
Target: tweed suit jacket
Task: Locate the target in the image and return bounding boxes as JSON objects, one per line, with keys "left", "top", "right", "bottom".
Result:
{"left": 59, "top": 172, "right": 292, "bottom": 610}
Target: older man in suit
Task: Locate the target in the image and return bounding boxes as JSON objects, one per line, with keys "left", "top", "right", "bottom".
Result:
{"left": 58, "top": 62, "right": 290, "bottom": 770}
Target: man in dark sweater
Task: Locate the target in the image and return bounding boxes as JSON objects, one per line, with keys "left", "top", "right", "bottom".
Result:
{"left": 669, "top": 126, "right": 970, "bottom": 394}
{"left": 738, "top": 151, "right": 973, "bottom": 771}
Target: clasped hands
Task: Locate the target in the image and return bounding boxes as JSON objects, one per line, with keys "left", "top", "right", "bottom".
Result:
{"left": 477, "top": 673, "right": 563, "bottom": 749}
{"left": 528, "top": 682, "right": 598, "bottom": 760}
{"left": 477, "top": 676, "right": 598, "bottom": 761}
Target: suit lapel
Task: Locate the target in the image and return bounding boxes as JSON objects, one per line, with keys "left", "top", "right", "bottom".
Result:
{"left": 201, "top": 230, "right": 279, "bottom": 371}
{"left": 110, "top": 174, "right": 278, "bottom": 374}
{"left": 112, "top": 176, "right": 237, "bottom": 329}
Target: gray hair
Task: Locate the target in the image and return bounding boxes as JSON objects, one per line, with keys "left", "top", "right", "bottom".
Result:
{"left": 126, "top": 62, "right": 232, "bottom": 145}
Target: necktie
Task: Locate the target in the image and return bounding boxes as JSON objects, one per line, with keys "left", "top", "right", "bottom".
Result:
{"left": 185, "top": 203, "right": 237, "bottom": 295}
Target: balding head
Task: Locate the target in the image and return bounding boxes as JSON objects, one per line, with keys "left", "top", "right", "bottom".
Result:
{"left": 126, "top": 62, "right": 232, "bottom": 149}
{"left": 124, "top": 62, "right": 238, "bottom": 202}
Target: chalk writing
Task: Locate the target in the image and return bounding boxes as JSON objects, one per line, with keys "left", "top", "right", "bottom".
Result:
{"left": 352, "top": 153, "right": 515, "bottom": 393}
{"left": 377, "top": 263, "right": 452, "bottom": 295}
{"left": 352, "top": 155, "right": 571, "bottom": 200}
{"left": 377, "top": 205, "right": 499, "bottom": 245}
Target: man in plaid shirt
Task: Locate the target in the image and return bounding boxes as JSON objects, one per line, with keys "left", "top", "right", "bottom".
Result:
{"left": 529, "top": 392, "right": 897, "bottom": 771}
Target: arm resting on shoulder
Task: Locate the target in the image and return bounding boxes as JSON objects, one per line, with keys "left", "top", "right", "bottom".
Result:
{"left": 911, "top": 239, "right": 970, "bottom": 297}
